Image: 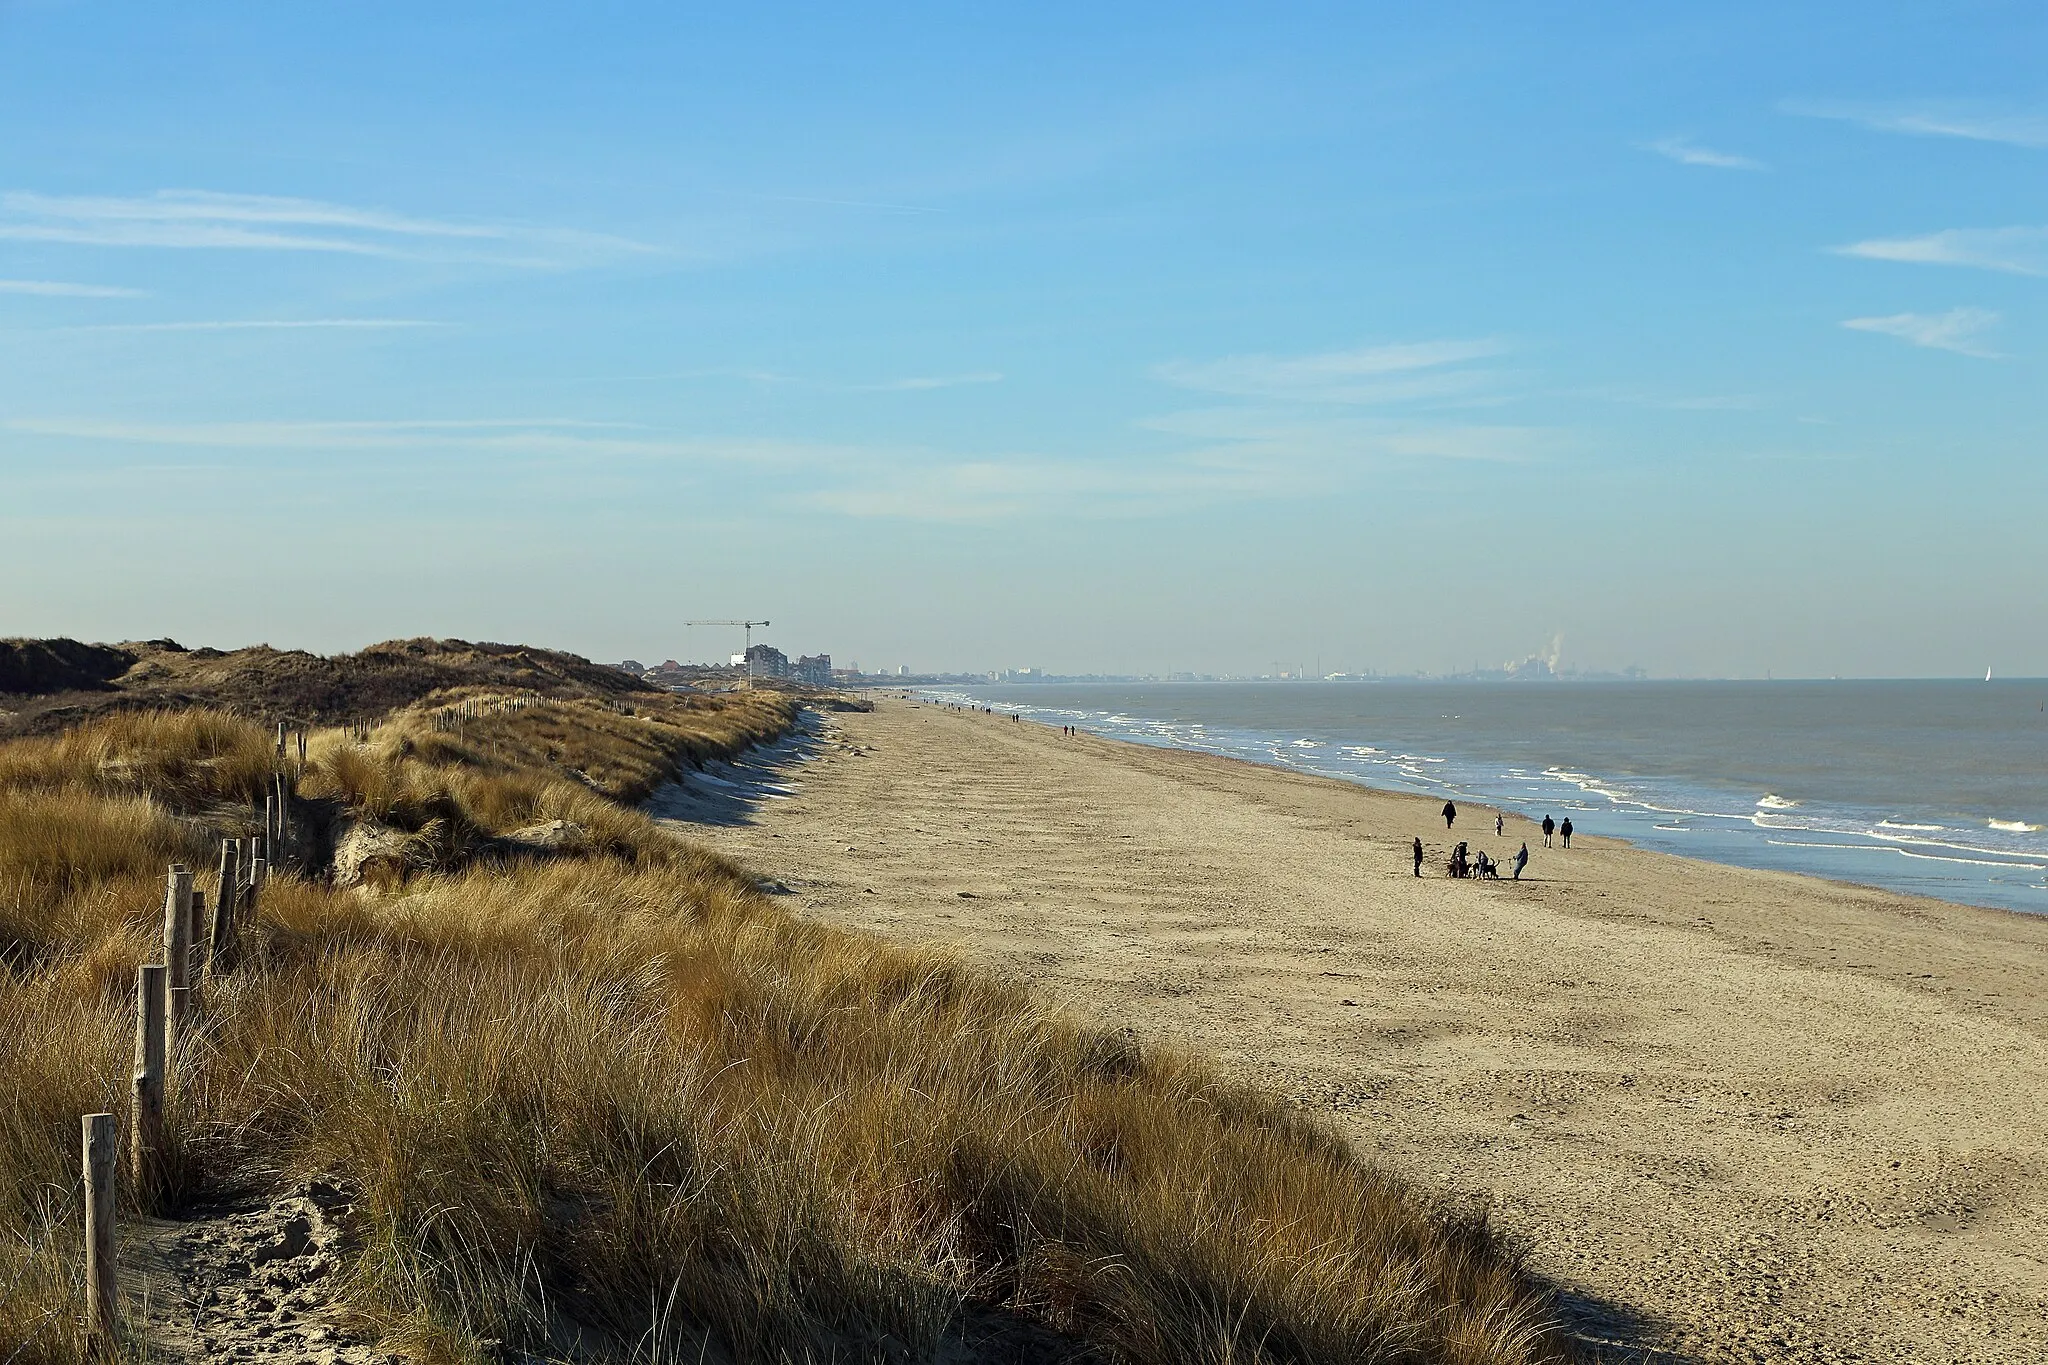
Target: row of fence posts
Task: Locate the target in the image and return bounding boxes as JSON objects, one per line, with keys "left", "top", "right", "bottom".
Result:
{"left": 82, "top": 833, "right": 274, "bottom": 1348}
{"left": 420, "top": 693, "right": 646, "bottom": 735}
{"left": 265, "top": 722, "right": 307, "bottom": 862}
{"left": 78, "top": 700, "right": 641, "bottom": 1343}
{"left": 430, "top": 690, "right": 557, "bottom": 732}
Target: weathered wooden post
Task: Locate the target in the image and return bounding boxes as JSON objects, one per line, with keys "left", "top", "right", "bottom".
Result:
{"left": 131, "top": 964, "right": 166, "bottom": 1195}
{"left": 211, "top": 839, "right": 240, "bottom": 969}
{"left": 168, "top": 985, "right": 191, "bottom": 1052}
{"left": 276, "top": 720, "right": 287, "bottom": 758}
{"left": 186, "top": 889, "right": 207, "bottom": 1007}
{"left": 162, "top": 865, "right": 193, "bottom": 1041}
{"left": 297, "top": 728, "right": 308, "bottom": 765}
{"left": 83, "top": 1113, "right": 119, "bottom": 1345}
{"left": 274, "top": 771, "right": 289, "bottom": 840}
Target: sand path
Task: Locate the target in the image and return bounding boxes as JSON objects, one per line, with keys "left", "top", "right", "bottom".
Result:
{"left": 667, "top": 698, "right": 2048, "bottom": 1364}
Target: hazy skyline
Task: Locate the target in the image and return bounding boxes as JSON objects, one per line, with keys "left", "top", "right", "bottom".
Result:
{"left": 3, "top": 2, "right": 2044, "bottom": 678}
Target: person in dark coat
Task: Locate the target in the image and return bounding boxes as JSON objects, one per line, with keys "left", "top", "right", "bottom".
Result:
{"left": 1495, "top": 813, "right": 1504, "bottom": 836}
{"left": 1513, "top": 841, "right": 1529, "bottom": 880}
{"left": 1560, "top": 817, "right": 1574, "bottom": 848}
{"left": 1541, "top": 815, "right": 1555, "bottom": 847}
{"left": 1442, "top": 800, "right": 1457, "bottom": 829}
{"left": 1412, "top": 837, "right": 1424, "bottom": 877}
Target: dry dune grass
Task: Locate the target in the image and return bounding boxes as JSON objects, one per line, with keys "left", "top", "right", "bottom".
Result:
{"left": 0, "top": 694, "right": 1578, "bottom": 1365}
{"left": 379, "top": 690, "right": 794, "bottom": 805}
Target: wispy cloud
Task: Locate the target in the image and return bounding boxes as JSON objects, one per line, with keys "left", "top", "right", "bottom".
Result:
{"left": 70, "top": 318, "right": 447, "bottom": 333}
{"left": 1155, "top": 340, "right": 1508, "bottom": 405}
{"left": 0, "top": 190, "right": 654, "bottom": 266}
{"left": 5, "top": 417, "right": 677, "bottom": 460}
{"left": 8, "top": 384, "right": 1554, "bottom": 524}
{"left": 0, "top": 278, "right": 146, "bottom": 298}
{"left": 1834, "top": 225, "right": 2048, "bottom": 276}
{"left": 5, "top": 414, "right": 1244, "bottom": 520}
{"left": 1842, "top": 307, "right": 2001, "bottom": 357}
{"left": 805, "top": 456, "right": 1271, "bottom": 521}
{"left": 1644, "top": 137, "right": 1765, "bottom": 171}
{"left": 1785, "top": 99, "right": 2048, "bottom": 149}
{"left": 849, "top": 371, "right": 1004, "bottom": 392}
{"left": 1140, "top": 408, "right": 1545, "bottom": 463}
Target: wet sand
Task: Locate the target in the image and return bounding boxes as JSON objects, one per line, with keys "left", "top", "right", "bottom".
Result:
{"left": 665, "top": 698, "right": 2048, "bottom": 1363}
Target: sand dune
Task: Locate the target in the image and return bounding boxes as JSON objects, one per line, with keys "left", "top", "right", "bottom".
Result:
{"left": 668, "top": 698, "right": 2048, "bottom": 1364}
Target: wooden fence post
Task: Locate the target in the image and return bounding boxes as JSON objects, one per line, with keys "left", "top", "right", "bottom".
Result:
{"left": 186, "top": 889, "right": 207, "bottom": 1009}
{"left": 297, "top": 728, "right": 308, "bottom": 765}
{"left": 163, "top": 865, "right": 193, "bottom": 1042}
{"left": 276, "top": 720, "right": 287, "bottom": 758}
{"left": 211, "top": 839, "right": 240, "bottom": 970}
{"left": 84, "top": 1113, "right": 119, "bottom": 1346}
{"left": 130, "top": 964, "right": 166, "bottom": 1196}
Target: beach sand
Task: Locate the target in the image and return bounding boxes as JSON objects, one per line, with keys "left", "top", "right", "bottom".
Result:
{"left": 664, "top": 698, "right": 2048, "bottom": 1363}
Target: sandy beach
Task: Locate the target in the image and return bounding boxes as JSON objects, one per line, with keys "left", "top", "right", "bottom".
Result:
{"left": 664, "top": 698, "right": 2048, "bottom": 1364}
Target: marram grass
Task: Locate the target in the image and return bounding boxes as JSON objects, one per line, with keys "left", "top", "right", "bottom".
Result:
{"left": 0, "top": 698, "right": 1575, "bottom": 1364}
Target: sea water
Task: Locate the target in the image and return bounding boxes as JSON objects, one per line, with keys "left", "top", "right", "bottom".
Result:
{"left": 926, "top": 681, "right": 2048, "bottom": 914}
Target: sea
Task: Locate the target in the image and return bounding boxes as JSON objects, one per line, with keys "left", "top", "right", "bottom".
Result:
{"left": 923, "top": 681, "right": 2048, "bottom": 915}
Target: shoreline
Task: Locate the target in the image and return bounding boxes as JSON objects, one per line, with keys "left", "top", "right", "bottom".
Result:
{"left": 672, "top": 696, "right": 2048, "bottom": 1363}
{"left": 922, "top": 683, "right": 2048, "bottom": 917}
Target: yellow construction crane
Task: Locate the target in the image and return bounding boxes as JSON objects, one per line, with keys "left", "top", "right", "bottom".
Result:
{"left": 681, "top": 620, "right": 770, "bottom": 686}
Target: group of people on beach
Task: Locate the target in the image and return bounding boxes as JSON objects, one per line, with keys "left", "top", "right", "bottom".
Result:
{"left": 1412, "top": 800, "right": 1573, "bottom": 880}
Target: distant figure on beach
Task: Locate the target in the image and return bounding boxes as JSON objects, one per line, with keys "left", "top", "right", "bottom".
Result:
{"left": 1495, "top": 813, "right": 1504, "bottom": 836}
{"left": 1450, "top": 841, "right": 1469, "bottom": 878}
{"left": 1475, "top": 850, "right": 1495, "bottom": 879}
{"left": 1412, "top": 837, "right": 1423, "bottom": 877}
{"left": 1560, "top": 818, "right": 1574, "bottom": 848}
{"left": 1442, "top": 800, "right": 1457, "bottom": 829}
{"left": 1513, "top": 842, "right": 1528, "bottom": 880}
{"left": 1541, "top": 815, "right": 1555, "bottom": 847}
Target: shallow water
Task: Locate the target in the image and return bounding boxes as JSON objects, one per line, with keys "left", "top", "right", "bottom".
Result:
{"left": 929, "top": 680, "right": 2048, "bottom": 914}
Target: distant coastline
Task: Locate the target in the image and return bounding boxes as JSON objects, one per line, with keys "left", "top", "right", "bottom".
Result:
{"left": 930, "top": 678, "right": 2048, "bottom": 915}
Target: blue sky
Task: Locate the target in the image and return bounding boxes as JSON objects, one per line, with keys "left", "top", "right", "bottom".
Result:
{"left": 2, "top": 1, "right": 2043, "bottom": 677}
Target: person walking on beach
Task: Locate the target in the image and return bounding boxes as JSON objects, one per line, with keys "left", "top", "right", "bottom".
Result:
{"left": 1495, "top": 812, "right": 1504, "bottom": 836}
{"left": 1560, "top": 817, "right": 1574, "bottom": 849}
{"left": 1413, "top": 837, "right": 1424, "bottom": 877}
{"left": 1513, "top": 841, "right": 1529, "bottom": 880}
{"left": 1541, "top": 815, "right": 1555, "bottom": 847}
{"left": 1442, "top": 800, "right": 1457, "bottom": 829}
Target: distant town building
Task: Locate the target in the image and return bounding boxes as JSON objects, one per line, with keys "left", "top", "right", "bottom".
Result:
{"left": 745, "top": 644, "right": 791, "bottom": 680}
{"left": 617, "top": 659, "right": 645, "bottom": 674}
{"left": 794, "top": 654, "right": 832, "bottom": 686}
